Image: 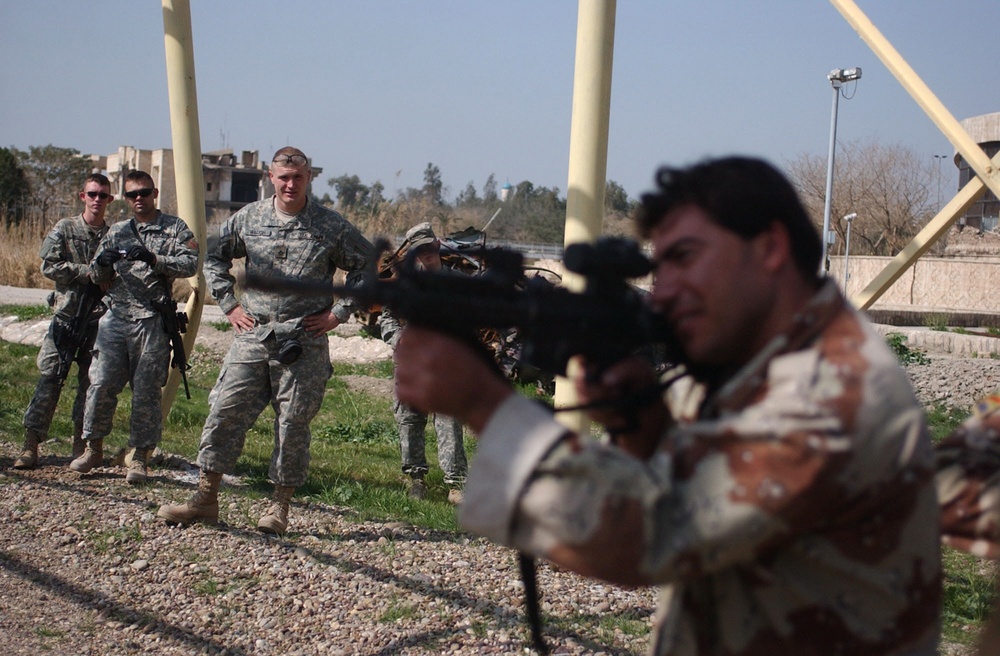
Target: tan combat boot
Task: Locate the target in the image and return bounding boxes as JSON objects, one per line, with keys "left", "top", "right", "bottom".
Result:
{"left": 69, "top": 438, "right": 103, "bottom": 473}
{"left": 408, "top": 475, "right": 427, "bottom": 500}
{"left": 157, "top": 470, "right": 223, "bottom": 526}
{"left": 13, "top": 429, "right": 44, "bottom": 470}
{"left": 71, "top": 422, "right": 86, "bottom": 459}
{"left": 257, "top": 485, "right": 295, "bottom": 536}
{"left": 125, "top": 447, "right": 151, "bottom": 485}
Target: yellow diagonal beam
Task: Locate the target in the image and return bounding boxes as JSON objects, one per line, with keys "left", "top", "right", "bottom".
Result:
{"left": 830, "top": 0, "right": 1000, "bottom": 200}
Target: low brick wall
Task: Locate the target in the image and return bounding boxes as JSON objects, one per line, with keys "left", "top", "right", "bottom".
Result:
{"left": 830, "top": 255, "right": 1000, "bottom": 326}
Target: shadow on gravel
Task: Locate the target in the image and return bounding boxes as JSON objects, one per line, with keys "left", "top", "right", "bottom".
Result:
{"left": 0, "top": 548, "right": 249, "bottom": 655}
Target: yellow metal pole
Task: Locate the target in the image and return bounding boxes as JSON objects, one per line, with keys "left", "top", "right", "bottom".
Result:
{"left": 161, "top": 0, "right": 207, "bottom": 417}
{"left": 554, "top": 0, "right": 617, "bottom": 432}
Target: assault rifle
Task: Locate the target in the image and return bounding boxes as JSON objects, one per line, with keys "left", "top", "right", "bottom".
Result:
{"left": 245, "top": 236, "right": 675, "bottom": 655}
{"left": 151, "top": 298, "right": 191, "bottom": 399}
{"left": 52, "top": 282, "right": 106, "bottom": 386}
{"left": 244, "top": 236, "right": 672, "bottom": 379}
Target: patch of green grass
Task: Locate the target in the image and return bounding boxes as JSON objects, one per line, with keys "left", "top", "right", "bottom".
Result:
{"left": 378, "top": 595, "right": 419, "bottom": 623}
{"left": 925, "top": 313, "right": 951, "bottom": 332}
{"left": 884, "top": 332, "right": 931, "bottom": 366}
{"left": 0, "top": 304, "right": 50, "bottom": 321}
{"left": 88, "top": 524, "right": 143, "bottom": 555}
{"left": 952, "top": 327, "right": 971, "bottom": 335}
{"left": 988, "top": 326, "right": 1000, "bottom": 337}
{"left": 207, "top": 320, "right": 232, "bottom": 332}
{"left": 926, "top": 404, "right": 971, "bottom": 443}
{"left": 332, "top": 359, "right": 394, "bottom": 378}
{"left": 941, "top": 547, "right": 999, "bottom": 646}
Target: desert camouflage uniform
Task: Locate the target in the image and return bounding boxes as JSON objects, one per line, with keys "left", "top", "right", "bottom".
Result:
{"left": 936, "top": 392, "right": 1000, "bottom": 559}
{"left": 461, "top": 281, "right": 942, "bottom": 655}
{"left": 380, "top": 307, "right": 467, "bottom": 486}
{"left": 935, "top": 393, "right": 1000, "bottom": 655}
{"left": 23, "top": 215, "right": 109, "bottom": 435}
{"left": 197, "top": 197, "right": 373, "bottom": 487}
{"left": 82, "top": 213, "right": 198, "bottom": 449}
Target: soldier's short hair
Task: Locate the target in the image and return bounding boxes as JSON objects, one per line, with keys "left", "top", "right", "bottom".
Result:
{"left": 85, "top": 173, "right": 111, "bottom": 189}
{"left": 124, "top": 170, "right": 155, "bottom": 188}
{"left": 637, "top": 156, "right": 821, "bottom": 284}
{"left": 270, "top": 147, "right": 309, "bottom": 168}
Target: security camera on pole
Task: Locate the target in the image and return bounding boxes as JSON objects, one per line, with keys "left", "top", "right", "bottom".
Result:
{"left": 820, "top": 67, "right": 862, "bottom": 276}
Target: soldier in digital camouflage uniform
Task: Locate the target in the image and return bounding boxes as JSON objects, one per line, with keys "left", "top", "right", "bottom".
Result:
{"left": 379, "top": 222, "right": 467, "bottom": 504}
{"left": 393, "top": 157, "right": 942, "bottom": 655}
{"left": 157, "top": 147, "right": 373, "bottom": 536}
{"left": 70, "top": 170, "right": 198, "bottom": 485}
{"left": 936, "top": 392, "right": 1000, "bottom": 653}
{"left": 15, "top": 174, "right": 113, "bottom": 469}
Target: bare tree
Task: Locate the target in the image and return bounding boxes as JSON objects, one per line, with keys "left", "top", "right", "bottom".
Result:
{"left": 786, "top": 139, "right": 939, "bottom": 257}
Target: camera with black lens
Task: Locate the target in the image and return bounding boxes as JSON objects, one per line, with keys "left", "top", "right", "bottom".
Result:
{"left": 277, "top": 338, "right": 302, "bottom": 364}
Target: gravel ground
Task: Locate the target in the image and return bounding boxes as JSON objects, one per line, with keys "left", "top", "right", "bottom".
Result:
{"left": 1, "top": 312, "right": 996, "bottom": 655}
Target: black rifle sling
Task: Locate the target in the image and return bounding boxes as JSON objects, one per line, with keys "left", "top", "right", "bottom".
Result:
{"left": 520, "top": 553, "right": 549, "bottom": 654}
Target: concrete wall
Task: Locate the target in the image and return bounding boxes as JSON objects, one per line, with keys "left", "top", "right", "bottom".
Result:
{"left": 831, "top": 254, "right": 1000, "bottom": 317}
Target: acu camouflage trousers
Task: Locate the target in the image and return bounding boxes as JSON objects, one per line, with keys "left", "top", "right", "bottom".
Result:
{"left": 23, "top": 317, "right": 98, "bottom": 436}
{"left": 197, "top": 331, "right": 332, "bottom": 488}
{"left": 82, "top": 312, "right": 170, "bottom": 449}
{"left": 394, "top": 401, "right": 467, "bottom": 486}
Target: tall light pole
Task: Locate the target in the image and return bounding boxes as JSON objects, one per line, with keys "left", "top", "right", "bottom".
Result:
{"left": 933, "top": 154, "right": 947, "bottom": 211}
{"left": 842, "top": 212, "right": 857, "bottom": 291}
{"left": 821, "top": 67, "right": 862, "bottom": 276}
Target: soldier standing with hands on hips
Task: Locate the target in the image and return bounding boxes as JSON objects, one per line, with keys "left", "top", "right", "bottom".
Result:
{"left": 70, "top": 170, "right": 198, "bottom": 484}
{"left": 157, "top": 147, "right": 374, "bottom": 536}
{"left": 15, "top": 174, "right": 113, "bottom": 469}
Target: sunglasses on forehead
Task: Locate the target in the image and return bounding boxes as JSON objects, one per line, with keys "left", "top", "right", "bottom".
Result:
{"left": 271, "top": 154, "right": 308, "bottom": 166}
{"left": 124, "top": 188, "right": 154, "bottom": 200}
{"left": 85, "top": 191, "right": 112, "bottom": 200}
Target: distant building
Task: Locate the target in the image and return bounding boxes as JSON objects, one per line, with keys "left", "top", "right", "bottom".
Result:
{"left": 956, "top": 113, "right": 1000, "bottom": 232}
{"left": 96, "top": 146, "right": 323, "bottom": 221}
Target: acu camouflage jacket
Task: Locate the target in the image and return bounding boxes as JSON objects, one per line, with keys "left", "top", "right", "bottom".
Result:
{"left": 39, "top": 214, "right": 109, "bottom": 321}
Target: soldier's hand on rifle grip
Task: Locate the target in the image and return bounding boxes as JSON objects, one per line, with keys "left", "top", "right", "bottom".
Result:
{"left": 96, "top": 249, "right": 123, "bottom": 267}
{"left": 573, "top": 355, "right": 669, "bottom": 460}
{"left": 126, "top": 244, "right": 156, "bottom": 266}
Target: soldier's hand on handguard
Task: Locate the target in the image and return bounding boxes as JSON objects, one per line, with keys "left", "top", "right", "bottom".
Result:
{"left": 225, "top": 305, "right": 256, "bottom": 334}
{"left": 303, "top": 308, "right": 340, "bottom": 337}
{"left": 96, "top": 249, "right": 123, "bottom": 267}
{"left": 126, "top": 245, "right": 157, "bottom": 266}
{"left": 573, "top": 355, "right": 669, "bottom": 460}
{"left": 394, "top": 325, "right": 514, "bottom": 434}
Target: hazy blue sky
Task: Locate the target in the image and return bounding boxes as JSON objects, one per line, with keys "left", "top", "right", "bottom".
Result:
{"left": 2, "top": 1, "right": 998, "bottom": 203}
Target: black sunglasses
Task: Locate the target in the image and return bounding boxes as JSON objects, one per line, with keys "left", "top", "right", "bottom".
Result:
{"left": 271, "top": 154, "right": 307, "bottom": 166}
{"left": 124, "top": 188, "right": 154, "bottom": 200}
{"left": 85, "top": 191, "right": 112, "bottom": 200}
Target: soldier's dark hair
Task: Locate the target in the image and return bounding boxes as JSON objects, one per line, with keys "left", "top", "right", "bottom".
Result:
{"left": 124, "top": 170, "right": 155, "bottom": 188}
{"left": 637, "top": 156, "right": 821, "bottom": 284}
{"left": 85, "top": 173, "right": 111, "bottom": 189}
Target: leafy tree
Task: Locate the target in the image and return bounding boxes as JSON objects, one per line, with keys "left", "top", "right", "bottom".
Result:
{"left": 604, "top": 180, "right": 631, "bottom": 213}
{"left": 329, "top": 173, "right": 369, "bottom": 210}
{"left": 0, "top": 147, "right": 30, "bottom": 225}
{"left": 421, "top": 162, "right": 444, "bottom": 205}
{"left": 786, "top": 138, "right": 937, "bottom": 257}
{"left": 482, "top": 174, "right": 498, "bottom": 205}
{"left": 15, "top": 144, "right": 92, "bottom": 223}
{"left": 455, "top": 180, "right": 480, "bottom": 208}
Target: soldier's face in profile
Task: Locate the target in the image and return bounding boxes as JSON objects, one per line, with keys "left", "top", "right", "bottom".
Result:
{"left": 648, "top": 204, "right": 775, "bottom": 368}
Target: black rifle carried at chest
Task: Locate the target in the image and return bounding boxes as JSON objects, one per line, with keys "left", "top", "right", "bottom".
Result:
{"left": 52, "top": 282, "right": 106, "bottom": 386}
{"left": 151, "top": 297, "right": 191, "bottom": 399}
{"left": 244, "top": 236, "right": 672, "bottom": 378}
